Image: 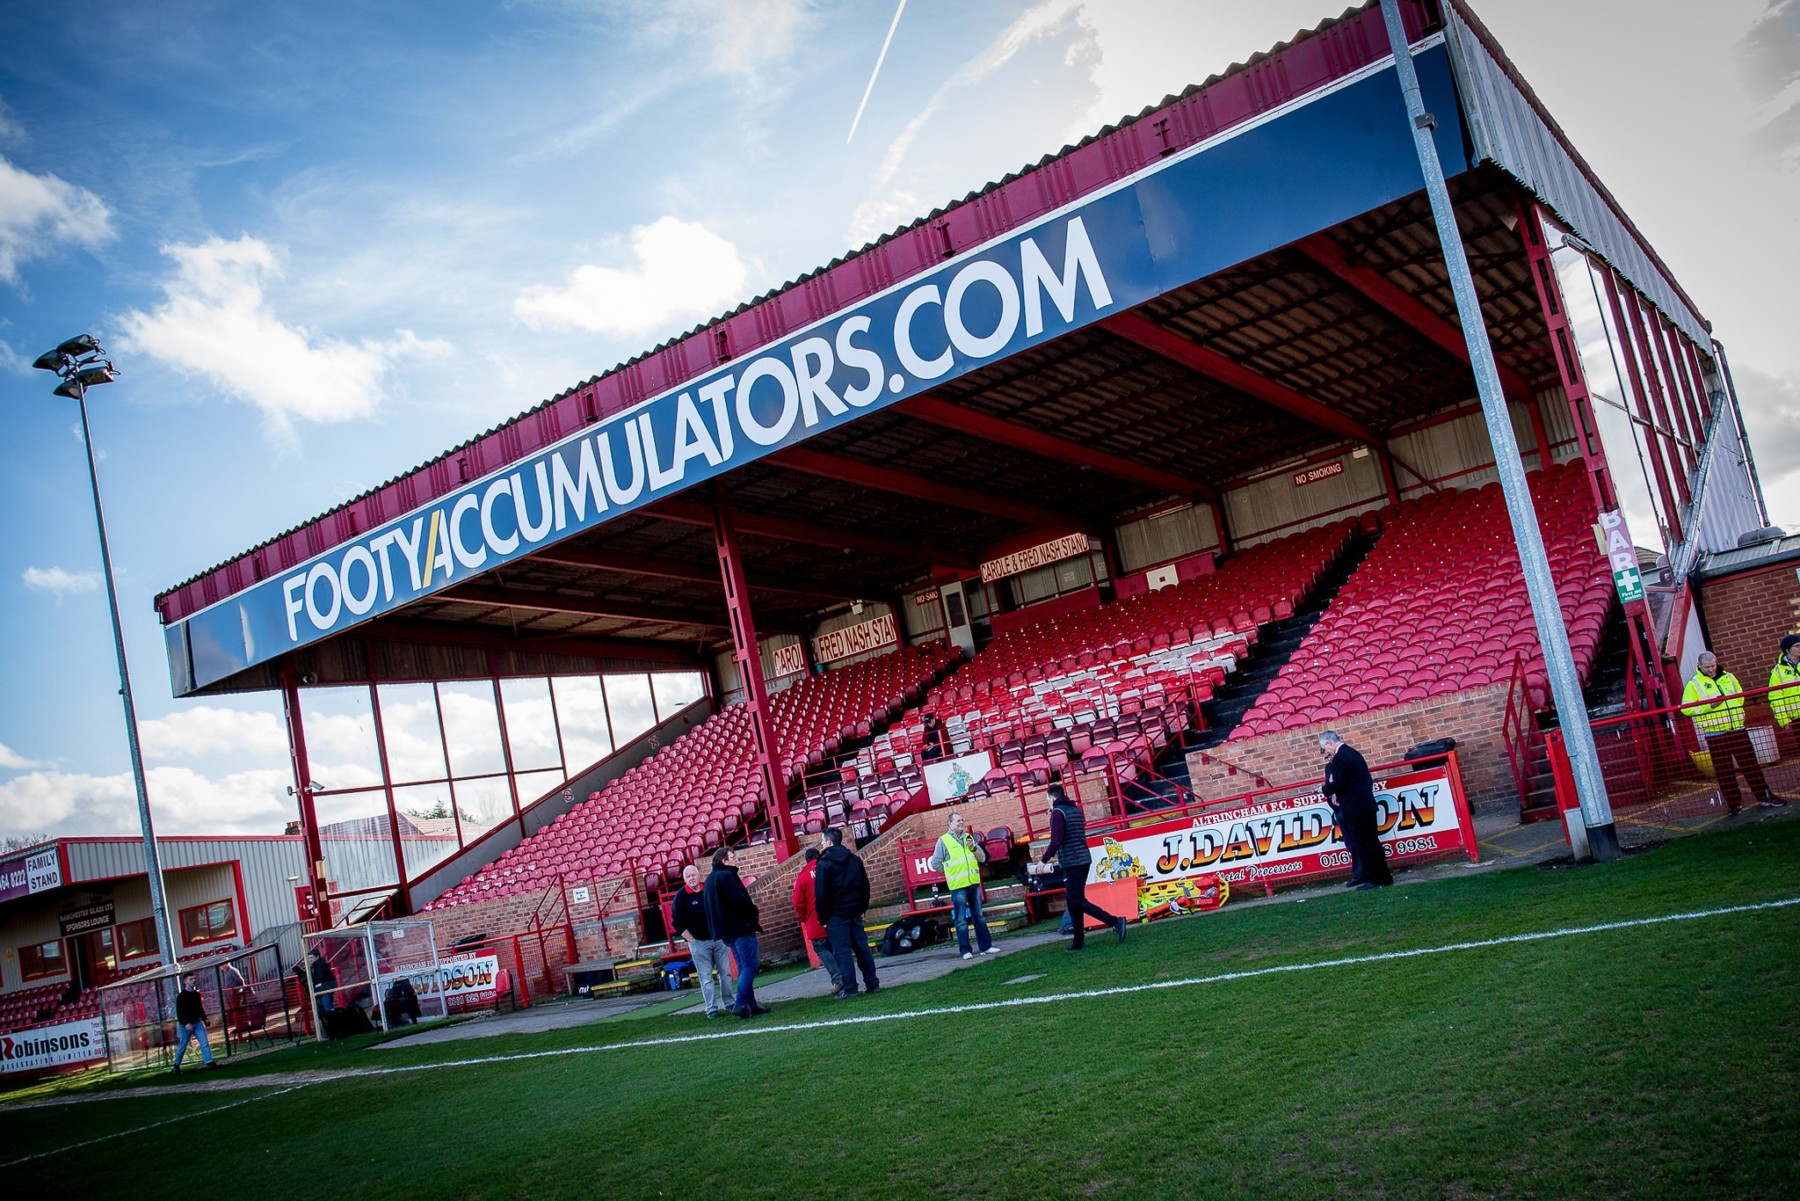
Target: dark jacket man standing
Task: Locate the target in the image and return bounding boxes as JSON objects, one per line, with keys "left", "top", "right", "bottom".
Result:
{"left": 703, "top": 848, "right": 767, "bottom": 1017}
{"left": 813, "top": 829, "right": 880, "bottom": 999}
{"left": 1319, "top": 731, "right": 1391, "bottom": 889}
{"left": 1036, "top": 784, "right": 1127, "bottom": 951}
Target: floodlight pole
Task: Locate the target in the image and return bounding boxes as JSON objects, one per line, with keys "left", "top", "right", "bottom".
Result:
{"left": 1378, "top": 0, "right": 1619, "bottom": 860}
{"left": 68, "top": 367, "right": 183, "bottom": 964}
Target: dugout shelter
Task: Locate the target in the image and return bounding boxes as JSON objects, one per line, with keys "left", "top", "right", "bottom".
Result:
{"left": 151, "top": 0, "right": 1773, "bottom": 959}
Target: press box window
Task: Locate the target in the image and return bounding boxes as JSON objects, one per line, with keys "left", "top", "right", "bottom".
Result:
{"left": 179, "top": 900, "right": 237, "bottom": 946}
{"left": 19, "top": 939, "right": 66, "bottom": 980}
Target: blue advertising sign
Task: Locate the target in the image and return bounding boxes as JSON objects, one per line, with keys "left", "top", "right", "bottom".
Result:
{"left": 167, "top": 41, "right": 1471, "bottom": 695}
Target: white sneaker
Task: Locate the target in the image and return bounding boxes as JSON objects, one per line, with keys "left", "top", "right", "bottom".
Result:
{"left": 961, "top": 951, "right": 973, "bottom": 960}
{"left": 982, "top": 946, "right": 1001, "bottom": 954}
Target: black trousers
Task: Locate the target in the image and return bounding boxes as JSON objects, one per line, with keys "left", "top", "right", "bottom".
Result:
{"left": 826, "top": 916, "right": 878, "bottom": 994}
{"left": 1062, "top": 871, "right": 1120, "bottom": 949}
{"left": 1706, "top": 728, "right": 1770, "bottom": 813}
{"left": 1339, "top": 807, "right": 1392, "bottom": 886}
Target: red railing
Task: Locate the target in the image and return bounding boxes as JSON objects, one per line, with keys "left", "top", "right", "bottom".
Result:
{"left": 1500, "top": 652, "right": 1543, "bottom": 816}
{"left": 1544, "top": 676, "right": 1800, "bottom": 826}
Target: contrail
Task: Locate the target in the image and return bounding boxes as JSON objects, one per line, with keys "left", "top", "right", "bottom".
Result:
{"left": 848, "top": 0, "right": 908, "bottom": 144}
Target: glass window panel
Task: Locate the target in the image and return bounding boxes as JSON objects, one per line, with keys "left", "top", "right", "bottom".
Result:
{"left": 513, "top": 770, "right": 568, "bottom": 809}
{"left": 299, "top": 686, "right": 383, "bottom": 792}
{"left": 20, "top": 939, "right": 65, "bottom": 979}
{"left": 1054, "top": 558, "right": 1093, "bottom": 592}
{"left": 436, "top": 681, "right": 507, "bottom": 778}
{"left": 117, "top": 918, "right": 154, "bottom": 960}
{"left": 314, "top": 787, "right": 400, "bottom": 893}
{"left": 604, "top": 674, "right": 657, "bottom": 745}
{"left": 451, "top": 777, "right": 513, "bottom": 848}
{"left": 499, "top": 678, "right": 562, "bottom": 772}
{"left": 553, "top": 676, "right": 613, "bottom": 769}
{"left": 391, "top": 784, "right": 462, "bottom": 881}
{"left": 375, "top": 682, "right": 448, "bottom": 784}
{"left": 651, "top": 672, "right": 704, "bottom": 719}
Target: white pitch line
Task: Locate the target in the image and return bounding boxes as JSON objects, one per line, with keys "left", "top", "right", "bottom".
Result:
{"left": 12, "top": 894, "right": 1797, "bottom": 1165}
{"left": 0, "top": 1085, "right": 309, "bottom": 1168}
{"left": 321, "top": 895, "right": 1800, "bottom": 1074}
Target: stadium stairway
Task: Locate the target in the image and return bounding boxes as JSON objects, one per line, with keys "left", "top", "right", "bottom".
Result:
{"left": 1518, "top": 599, "right": 1633, "bottom": 822}
{"left": 1185, "top": 529, "right": 1377, "bottom": 753}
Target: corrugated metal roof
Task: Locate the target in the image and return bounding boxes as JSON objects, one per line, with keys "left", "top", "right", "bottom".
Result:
{"left": 1697, "top": 533, "right": 1800, "bottom": 580}
{"left": 154, "top": 0, "right": 1414, "bottom": 615}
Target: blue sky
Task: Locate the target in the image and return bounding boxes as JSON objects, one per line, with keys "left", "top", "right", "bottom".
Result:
{"left": 1, "top": 0, "right": 1795, "bottom": 841}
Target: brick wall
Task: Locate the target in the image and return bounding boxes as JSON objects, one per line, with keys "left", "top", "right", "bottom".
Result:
{"left": 421, "top": 891, "right": 582, "bottom": 1001}
{"left": 1184, "top": 682, "right": 1515, "bottom": 814}
{"left": 1700, "top": 564, "right": 1800, "bottom": 687}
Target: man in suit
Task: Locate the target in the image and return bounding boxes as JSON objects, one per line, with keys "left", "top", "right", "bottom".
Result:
{"left": 1319, "top": 731, "right": 1391, "bottom": 890}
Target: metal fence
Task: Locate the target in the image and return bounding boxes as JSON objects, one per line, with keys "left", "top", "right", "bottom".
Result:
{"left": 98, "top": 943, "right": 303, "bottom": 1072}
{"left": 1545, "top": 677, "right": 1800, "bottom": 837}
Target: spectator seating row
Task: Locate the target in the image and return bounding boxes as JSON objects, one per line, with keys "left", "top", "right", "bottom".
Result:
{"left": 937, "top": 522, "right": 1352, "bottom": 703}
{"left": 425, "top": 643, "right": 956, "bottom": 908}
{"left": 1230, "top": 465, "right": 1609, "bottom": 740}
{"left": 0, "top": 982, "right": 66, "bottom": 1032}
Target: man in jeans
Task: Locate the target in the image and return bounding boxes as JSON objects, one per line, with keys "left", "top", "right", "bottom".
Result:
{"left": 703, "top": 847, "right": 767, "bottom": 1018}
{"left": 671, "top": 863, "right": 735, "bottom": 1018}
{"left": 928, "top": 811, "right": 996, "bottom": 959}
{"left": 171, "top": 974, "right": 218, "bottom": 1074}
{"left": 814, "top": 828, "right": 880, "bottom": 999}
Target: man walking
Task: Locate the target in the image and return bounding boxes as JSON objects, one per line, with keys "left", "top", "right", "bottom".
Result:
{"left": 1684, "top": 651, "right": 1786, "bottom": 815}
{"left": 1319, "top": 731, "right": 1392, "bottom": 889}
{"left": 171, "top": 974, "right": 218, "bottom": 1074}
{"left": 1034, "top": 784, "right": 1127, "bottom": 951}
{"left": 929, "top": 811, "right": 995, "bottom": 959}
{"left": 703, "top": 848, "right": 768, "bottom": 1018}
{"left": 814, "top": 828, "right": 879, "bottom": 999}
{"left": 671, "top": 863, "right": 736, "bottom": 1018}
{"left": 791, "top": 847, "right": 843, "bottom": 992}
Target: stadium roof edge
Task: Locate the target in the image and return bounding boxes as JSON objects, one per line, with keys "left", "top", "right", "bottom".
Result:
{"left": 151, "top": 0, "right": 1396, "bottom": 615}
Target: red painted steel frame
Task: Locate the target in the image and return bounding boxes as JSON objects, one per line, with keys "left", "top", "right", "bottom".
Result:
{"left": 280, "top": 666, "right": 329, "bottom": 932}
{"left": 713, "top": 495, "right": 796, "bottom": 859}
{"left": 1517, "top": 199, "right": 1668, "bottom": 713}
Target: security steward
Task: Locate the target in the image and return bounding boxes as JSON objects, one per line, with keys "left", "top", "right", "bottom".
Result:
{"left": 1683, "top": 651, "right": 1786, "bottom": 815}
{"left": 1768, "top": 634, "right": 1800, "bottom": 755}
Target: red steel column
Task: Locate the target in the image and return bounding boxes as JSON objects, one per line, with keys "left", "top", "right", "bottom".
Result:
{"left": 363, "top": 670, "right": 412, "bottom": 915}
{"left": 713, "top": 491, "right": 796, "bottom": 859}
{"left": 280, "top": 665, "right": 330, "bottom": 931}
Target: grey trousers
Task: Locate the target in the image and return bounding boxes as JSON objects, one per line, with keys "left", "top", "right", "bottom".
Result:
{"left": 810, "top": 936, "right": 843, "bottom": 989}
{"left": 688, "top": 938, "right": 737, "bottom": 1015}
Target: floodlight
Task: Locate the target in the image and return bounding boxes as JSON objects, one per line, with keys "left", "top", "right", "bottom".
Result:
{"left": 54, "top": 333, "right": 101, "bottom": 358}
{"left": 31, "top": 349, "right": 65, "bottom": 372}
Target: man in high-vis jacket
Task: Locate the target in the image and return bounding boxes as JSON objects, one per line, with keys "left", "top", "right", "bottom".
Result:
{"left": 1768, "top": 634, "right": 1800, "bottom": 753}
{"left": 928, "top": 811, "right": 996, "bottom": 959}
{"left": 1684, "top": 652, "right": 1785, "bottom": 815}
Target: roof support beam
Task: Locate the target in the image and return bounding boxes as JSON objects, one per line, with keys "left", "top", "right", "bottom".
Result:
{"left": 898, "top": 394, "right": 1216, "bottom": 500}
{"left": 650, "top": 499, "right": 978, "bottom": 572}
{"left": 1100, "top": 311, "right": 1381, "bottom": 445}
{"left": 768, "top": 445, "right": 1079, "bottom": 529}
{"left": 1296, "top": 233, "right": 1536, "bottom": 401}
{"left": 442, "top": 584, "right": 728, "bottom": 630}
{"left": 358, "top": 618, "right": 705, "bottom": 664}
{"left": 530, "top": 546, "right": 862, "bottom": 603}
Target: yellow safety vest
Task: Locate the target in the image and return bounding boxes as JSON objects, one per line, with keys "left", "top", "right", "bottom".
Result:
{"left": 1683, "top": 670, "right": 1746, "bottom": 735}
{"left": 1769, "top": 659, "right": 1800, "bottom": 728}
{"left": 936, "top": 832, "right": 983, "bottom": 890}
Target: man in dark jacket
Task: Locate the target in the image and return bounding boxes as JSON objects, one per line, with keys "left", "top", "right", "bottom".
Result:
{"left": 1319, "top": 731, "right": 1392, "bottom": 889}
{"left": 1035, "top": 784, "right": 1127, "bottom": 951}
{"left": 703, "top": 848, "right": 767, "bottom": 1018}
{"left": 672, "top": 863, "right": 735, "bottom": 1018}
{"left": 813, "top": 828, "right": 879, "bottom": 999}
{"left": 171, "top": 974, "right": 218, "bottom": 1074}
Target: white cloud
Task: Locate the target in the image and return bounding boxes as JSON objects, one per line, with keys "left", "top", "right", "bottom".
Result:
{"left": 22, "top": 565, "right": 101, "bottom": 600}
{"left": 847, "top": 0, "right": 1084, "bottom": 244}
{"left": 514, "top": 216, "right": 751, "bottom": 339}
{"left": 139, "top": 706, "right": 289, "bottom": 761}
{"left": 0, "top": 155, "right": 114, "bottom": 284}
{"left": 0, "top": 741, "right": 46, "bottom": 771}
{"left": 117, "top": 235, "right": 452, "bottom": 435}
{"left": 0, "top": 766, "right": 293, "bottom": 838}
{"left": 628, "top": 0, "right": 809, "bottom": 93}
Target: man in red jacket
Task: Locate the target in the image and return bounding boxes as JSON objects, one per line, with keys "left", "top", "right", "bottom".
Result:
{"left": 791, "top": 848, "right": 843, "bottom": 993}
